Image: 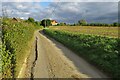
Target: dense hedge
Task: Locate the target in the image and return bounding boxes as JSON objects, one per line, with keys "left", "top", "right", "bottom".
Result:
{"left": 43, "top": 29, "right": 120, "bottom": 78}
{"left": 0, "top": 30, "right": 2, "bottom": 78}
{"left": 1, "top": 18, "right": 40, "bottom": 78}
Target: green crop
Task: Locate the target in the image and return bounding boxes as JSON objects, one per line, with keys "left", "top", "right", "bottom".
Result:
{"left": 43, "top": 29, "right": 120, "bottom": 78}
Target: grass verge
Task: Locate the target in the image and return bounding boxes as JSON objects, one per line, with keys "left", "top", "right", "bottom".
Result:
{"left": 1, "top": 18, "right": 41, "bottom": 78}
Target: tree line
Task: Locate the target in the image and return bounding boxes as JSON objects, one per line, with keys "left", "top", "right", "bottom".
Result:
{"left": 57, "top": 19, "right": 119, "bottom": 27}
{"left": 26, "top": 17, "right": 119, "bottom": 27}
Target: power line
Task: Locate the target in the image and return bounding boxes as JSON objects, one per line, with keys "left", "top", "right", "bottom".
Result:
{"left": 45, "top": 1, "right": 61, "bottom": 19}
{"left": 45, "top": 2, "right": 85, "bottom": 23}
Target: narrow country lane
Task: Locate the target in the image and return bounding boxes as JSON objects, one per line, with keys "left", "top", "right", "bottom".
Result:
{"left": 25, "top": 30, "right": 108, "bottom": 79}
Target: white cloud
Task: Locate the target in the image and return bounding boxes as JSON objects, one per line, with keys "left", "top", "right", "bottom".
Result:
{"left": 2, "top": 0, "right": 49, "bottom": 2}
{"left": 24, "top": 12, "right": 30, "bottom": 15}
{"left": 2, "top": 0, "right": 120, "bottom": 2}
{"left": 0, "top": 1, "right": 2, "bottom": 16}
{"left": 1, "top": 2, "right": 118, "bottom": 23}
{"left": 47, "top": 2, "right": 118, "bottom": 23}
{"left": 53, "top": 0, "right": 119, "bottom": 2}
{"left": 16, "top": 4, "right": 27, "bottom": 9}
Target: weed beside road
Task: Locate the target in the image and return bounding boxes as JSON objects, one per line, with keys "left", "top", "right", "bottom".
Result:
{"left": 1, "top": 18, "right": 41, "bottom": 78}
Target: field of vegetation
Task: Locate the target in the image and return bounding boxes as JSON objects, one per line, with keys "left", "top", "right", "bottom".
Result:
{"left": 50, "top": 26, "right": 119, "bottom": 38}
{"left": 0, "top": 17, "right": 119, "bottom": 78}
{"left": 43, "top": 28, "right": 120, "bottom": 78}
{"left": 1, "top": 18, "right": 41, "bottom": 78}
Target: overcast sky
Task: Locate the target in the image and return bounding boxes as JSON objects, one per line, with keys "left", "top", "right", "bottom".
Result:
{"left": 1, "top": 0, "right": 119, "bottom": 23}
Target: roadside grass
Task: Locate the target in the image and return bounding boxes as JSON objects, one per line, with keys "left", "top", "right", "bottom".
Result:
{"left": 43, "top": 29, "right": 120, "bottom": 78}
{"left": 1, "top": 18, "right": 42, "bottom": 78}
{"left": 50, "top": 26, "right": 118, "bottom": 38}
{"left": 0, "top": 26, "right": 2, "bottom": 78}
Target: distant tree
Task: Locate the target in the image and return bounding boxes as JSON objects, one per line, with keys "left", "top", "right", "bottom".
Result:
{"left": 90, "top": 23, "right": 95, "bottom": 26}
{"left": 78, "top": 19, "right": 87, "bottom": 25}
{"left": 35, "top": 21, "right": 40, "bottom": 26}
{"left": 57, "top": 22, "right": 66, "bottom": 26}
{"left": 104, "top": 24, "right": 109, "bottom": 26}
{"left": 108, "top": 24, "right": 111, "bottom": 26}
{"left": 118, "top": 23, "right": 120, "bottom": 27}
{"left": 27, "top": 17, "right": 35, "bottom": 23}
{"left": 41, "top": 19, "right": 51, "bottom": 28}
{"left": 113, "top": 22, "right": 118, "bottom": 26}
{"left": 86, "top": 24, "right": 90, "bottom": 26}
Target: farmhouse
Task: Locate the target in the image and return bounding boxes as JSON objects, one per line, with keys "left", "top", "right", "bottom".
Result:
{"left": 12, "top": 17, "right": 21, "bottom": 22}
{"left": 12, "top": 17, "right": 18, "bottom": 21}
{"left": 51, "top": 20, "right": 58, "bottom": 26}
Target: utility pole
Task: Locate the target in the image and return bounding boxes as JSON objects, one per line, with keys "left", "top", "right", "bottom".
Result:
{"left": 45, "top": 19, "right": 46, "bottom": 27}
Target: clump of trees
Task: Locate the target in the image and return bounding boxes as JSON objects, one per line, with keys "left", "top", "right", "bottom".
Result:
{"left": 40, "top": 19, "right": 52, "bottom": 28}
{"left": 86, "top": 22, "right": 119, "bottom": 27}
{"left": 27, "top": 17, "right": 35, "bottom": 23}
{"left": 78, "top": 19, "right": 87, "bottom": 26}
{"left": 26, "top": 17, "right": 40, "bottom": 26}
{"left": 57, "top": 22, "right": 66, "bottom": 26}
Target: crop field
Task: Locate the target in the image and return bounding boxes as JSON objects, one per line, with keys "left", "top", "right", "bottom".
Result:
{"left": 43, "top": 28, "right": 120, "bottom": 78}
{"left": 50, "top": 26, "right": 119, "bottom": 38}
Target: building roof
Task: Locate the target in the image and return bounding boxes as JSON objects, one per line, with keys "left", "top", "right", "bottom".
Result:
{"left": 51, "top": 20, "right": 58, "bottom": 23}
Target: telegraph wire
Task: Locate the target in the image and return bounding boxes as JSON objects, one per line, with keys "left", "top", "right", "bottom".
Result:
{"left": 45, "top": 1, "right": 87, "bottom": 24}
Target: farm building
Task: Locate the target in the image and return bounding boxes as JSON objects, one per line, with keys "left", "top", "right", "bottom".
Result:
{"left": 51, "top": 20, "right": 58, "bottom": 26}
{"left": 12, "top": 17, "right": 21, "bottom": 22}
